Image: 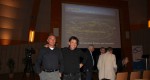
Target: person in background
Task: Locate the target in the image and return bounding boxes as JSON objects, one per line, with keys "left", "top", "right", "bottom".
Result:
{"left": 92, "top": 47, "right": 106, "bottom": 72}
{"left": 95, "top": 47, "right": 106, "bottom": 77}
{"left": 100, "top": 47, "right": 106, "bottom": 55}
{"left": 83, "top": 44, "right": 95, "bottom": 80}
{"left": 117, "top": 57, "right": 129, "bottom": 72}
{"left": 35, "top": 35, "right": 64, "bottom": 80}
{"left": 62, "top": 36, "right": 87, "bottom": 80}
{"left": 97, "top": 47, "right": 117, "bottom": 80}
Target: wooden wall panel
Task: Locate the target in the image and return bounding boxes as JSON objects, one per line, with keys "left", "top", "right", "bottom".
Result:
{"left": 29, "top": 0, "right": 41, "bottom": 30}
{"left": 34, "top": 32, "right": 49, "bottom": 42}
{"left": 50, "top": 0, "right": 61, "bottom": 47}
{"left": 0, "top": 0, "right": 33, "bottom": 44}
{"left": 119, "top": 1, "right": 132, "bottom": 72}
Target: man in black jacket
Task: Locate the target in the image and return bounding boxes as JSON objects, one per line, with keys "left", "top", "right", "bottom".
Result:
{"left": 35, "top": 35, "right": 64, "bottom": 80}
{"left": 83, "top": 45, "right": 95, "bottom": 80}
{"left": 62, "top": 36, "right": 87, "bottom": 80}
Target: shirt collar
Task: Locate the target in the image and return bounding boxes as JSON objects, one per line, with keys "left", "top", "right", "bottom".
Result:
{"left": 49, "top": 47, "right": 55, "bottom": 50}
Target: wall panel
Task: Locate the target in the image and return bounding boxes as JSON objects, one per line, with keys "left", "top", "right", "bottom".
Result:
{"left": 0, "top": 43, "right": 44, "bottom": 74}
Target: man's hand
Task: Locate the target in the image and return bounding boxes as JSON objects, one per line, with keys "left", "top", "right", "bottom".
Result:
{"left": 59, "top": 72, "right": 62, "bottom": 77}
{"left": 80, "top": 63, "right": 83, "bottom": 68}
{"left": 44, "top": 44, "right": 49, "bottom": 48}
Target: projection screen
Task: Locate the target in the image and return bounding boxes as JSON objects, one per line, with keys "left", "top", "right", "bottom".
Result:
{"left": 61, "top": 3, "right": 121, "bottom": 48}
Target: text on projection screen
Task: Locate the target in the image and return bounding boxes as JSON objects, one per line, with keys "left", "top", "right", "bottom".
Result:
{"left": 61, "top": 3, "right": 121, "bottom": 48}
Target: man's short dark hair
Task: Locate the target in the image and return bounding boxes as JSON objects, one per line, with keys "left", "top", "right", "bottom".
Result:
{"left": 69, "top": 36, "right": 79, "bottom": 45}
{"left": 100, "top": 47, "right": 105, "bottom": 50}
{"left": 107, "top": 47, "right": 113, "bottom": 52}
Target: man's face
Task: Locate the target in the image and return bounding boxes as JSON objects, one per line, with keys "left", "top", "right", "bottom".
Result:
{"left": 89, "top": 46, "right": 94, "bottom": 53}
{"left": 100, "top": 48, "right": 105, "bottom": 54}
{"left": 47, "top": 35, "right": 56, "bottom": 47}
{"left": 68, "top": 39, "right": 77, "bottom": 50}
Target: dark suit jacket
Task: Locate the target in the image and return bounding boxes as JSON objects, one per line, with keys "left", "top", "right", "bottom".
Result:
{"left": 117, "top": 59, "right": 126, "bottom": 72}
{"left": 83, "top": 50, "right": 94, "bottom": 72}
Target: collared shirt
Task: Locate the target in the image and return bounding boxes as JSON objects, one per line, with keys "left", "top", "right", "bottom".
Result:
{"left": 49, "top": 47, "right": 54, "bottom": 50}
{"left": 35, "top": 47, "right": 64, "bottom": 74}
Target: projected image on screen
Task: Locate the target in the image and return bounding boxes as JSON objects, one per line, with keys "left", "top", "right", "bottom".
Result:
{"left": 62, "top": 3, "right": 121, "bottom": 48}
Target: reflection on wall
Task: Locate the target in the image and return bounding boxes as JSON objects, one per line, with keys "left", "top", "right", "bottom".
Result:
{"left": 0, "top": 30, "right": 11, "bottom": 39}
{"left": 0, "top": 0, "right": 33, "bottom": 45}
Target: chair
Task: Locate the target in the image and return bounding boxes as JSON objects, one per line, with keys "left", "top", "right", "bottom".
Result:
{"left": 135, "top": 79, "right": 149, "bottom": 80}
{"left": 130, "top": 71, "right": 141, "bottom": 80}
{"left": 116, "top": 72, "right": 128, "bottom": 80}
{"left": 143, "top": 70, "right": 150, "bottom": 80}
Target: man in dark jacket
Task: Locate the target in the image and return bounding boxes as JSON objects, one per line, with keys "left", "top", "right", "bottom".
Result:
{"left": 62, "top": 36, "right": 87, "bottom": 80}
{"left": 35, "top": 35, "right": 64, "bottom": 80}
{"left": 83, "top": 45, "right": 95, "bottom": 80}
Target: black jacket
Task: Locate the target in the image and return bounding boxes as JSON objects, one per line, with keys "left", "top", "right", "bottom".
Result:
{"left": 62, "top": 47, "right": 87, "bottom": 74}
{"left": 35, "top": 47, "right": 64, "bottom": 73}
{"left": 83, "top": 50, "right": 94, "bottom": 72}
